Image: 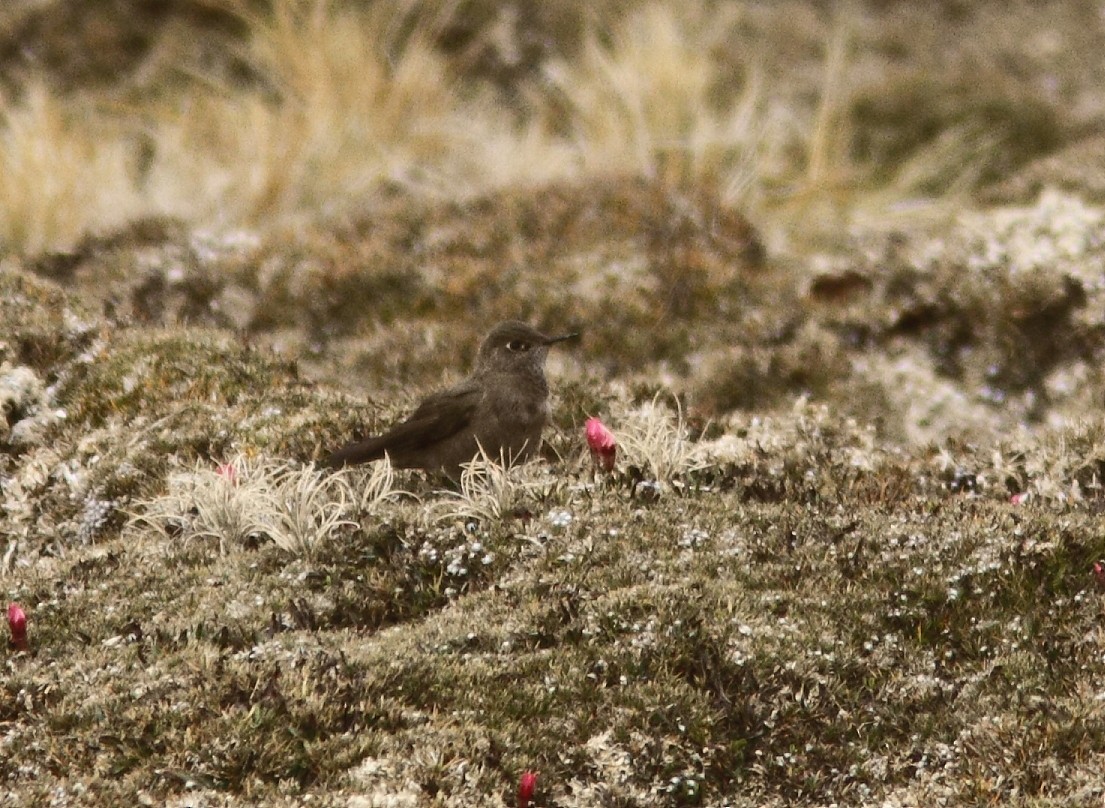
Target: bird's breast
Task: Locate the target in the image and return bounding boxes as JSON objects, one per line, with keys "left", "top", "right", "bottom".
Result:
{"left": 477, "top": 371, "right": 548, "bottom": 445}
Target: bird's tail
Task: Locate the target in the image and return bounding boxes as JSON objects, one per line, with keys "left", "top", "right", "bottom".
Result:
{"left": 322, "top": 436, "right": 389, "bottom": 468}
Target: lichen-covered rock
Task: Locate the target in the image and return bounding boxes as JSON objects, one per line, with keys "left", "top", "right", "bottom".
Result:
{"left": 808, "top": 189, "right": 1105, "bottom": 444}
{"left": 0, "top": 362, "right": 64, "bottom": 449}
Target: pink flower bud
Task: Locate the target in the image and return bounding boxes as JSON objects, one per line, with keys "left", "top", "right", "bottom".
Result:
{"left": 8, "top": 603, "right": 27, "bottom": 651}
{"left": 585, "top": 417, "right": 617, "bottom": 472}
{"left": 216, "top": 462, "right": 238, "bottom": 484}
{"left": 1094, "top": 562, "right": 1105, "bottom": 589}
{"left": 517, "top": 770, "right": 538, "bottom": 808}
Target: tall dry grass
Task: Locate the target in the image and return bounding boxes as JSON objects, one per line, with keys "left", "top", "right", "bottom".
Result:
{"left": 0, "top": 85, "right": 146, "bottom": 254}
{"left": 541, "top": 3, "right": 772, "bottom": 204}
{"left": 142, "top": 0, "right": 576, "bottom": 223}
{"left": 0, "top": 0, "right": 845, "bottom": 254}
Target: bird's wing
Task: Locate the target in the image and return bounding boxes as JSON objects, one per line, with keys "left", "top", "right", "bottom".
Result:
{"left": 324, "top": 380, "right": 482, "bottom": 468}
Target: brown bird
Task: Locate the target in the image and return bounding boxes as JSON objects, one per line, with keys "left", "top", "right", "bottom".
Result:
{"left": 324, "top": 321, "right": 577, "bottom": 477}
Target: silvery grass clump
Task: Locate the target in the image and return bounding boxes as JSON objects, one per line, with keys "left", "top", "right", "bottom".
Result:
{"left": 614, "top": 394, "right": 707, "bottom": 488}
{"left": 976, "top": 418, "right": 1105, "bottom": 505}
{"left": 128, "top": 454, "right": 402, "bottom": 558}
{"left": 334, "top": 454, "right": 413, "bottom": 524}
{"left": 430, "top": 446, "right": 557, "bottom": 526}
{"left": 267, "top": 462, "right": 358, "bottom": 557}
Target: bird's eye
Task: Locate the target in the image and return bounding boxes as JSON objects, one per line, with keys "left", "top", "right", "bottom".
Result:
{"left": 507, "top": 340, "right": 530, "bottom": 352}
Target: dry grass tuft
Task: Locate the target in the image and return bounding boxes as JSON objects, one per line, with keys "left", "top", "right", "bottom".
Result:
{"left": 335, "top": 454, "right": 409, "bottom": 520}
{"left": 0, "top": 0, "right": 1094, "bottom": 256}
{"left": 542, "top": 3, "right": 767, "bottom": 202}
{"left": 128, "top": 454, "right": 275, "bottom": 555}
{"left": 615, "top": 393, "right": 704, "bottom": 483}
{"left": 266, "top": 462, "right": 357, "bottom": 557}
{"left": 433, "top": 446, "right": 553, "bottom": 525}
{"left": 0, "top": 1, "right": 574, "bottom": 253}
{"left": 0, "top": 85, "right": 145, "bottom": 253}
{"left": 129, "top": 453, "right": 365, "bottom": 558}
{"left": 143, "top": 0, "right": 548, "bottom": 223}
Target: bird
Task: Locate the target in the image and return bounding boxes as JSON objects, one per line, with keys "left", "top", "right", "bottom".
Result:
{"left": 324, "top": 321, "right": 577, "bottom": 477}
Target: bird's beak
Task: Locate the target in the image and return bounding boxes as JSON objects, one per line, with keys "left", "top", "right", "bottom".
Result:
{"left": 544, "top": 332, "right": 579, "bottom": 345}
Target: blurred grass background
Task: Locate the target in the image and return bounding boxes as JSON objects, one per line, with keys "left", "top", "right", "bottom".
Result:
{"left": 1, "top": 0, "right": 1099, "bottom": 255}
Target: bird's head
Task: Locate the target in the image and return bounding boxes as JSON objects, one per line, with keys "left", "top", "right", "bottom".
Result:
{"left": 476, "top": 321, "right": 578, "bottom": 374}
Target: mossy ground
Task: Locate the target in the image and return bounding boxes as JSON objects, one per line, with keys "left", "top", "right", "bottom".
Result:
{"left": 5, "top": 2, "right": 1105, "bottom": 806}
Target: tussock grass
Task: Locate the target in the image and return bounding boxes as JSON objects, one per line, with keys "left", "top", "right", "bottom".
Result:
{"left": 129, "top": 454, "right": 365, "bottom": 558}
{"left": 142, "top": 0, "right": 562, "bottom": 223}
{"left": 542, "top": 3, "right": 768, "bottom": 201}
{"left": 0, "top": 0, "right": 966, "bottom": 256}
{"left": 615, "top": 393, "right": 704, "bottom": 483}
{"left": 433, "top": 447, "right": 554, "bottom": 525}
{"left": 0, "top": 85, "right": 145, "bottom": 254}
{"left": 128, "top": 454, "right": 269, "bottom": 554}
{"left": 1, "top": 0, "right": 1079, "bottom": 254}
{"left": 267, "top": 462, "right": 357, "bottom": 557}
{"left": 337, "top": 454, "right": 409, "bottom": 521}
{"left": 0, "top": 1, "right": 571, "bottom": 252}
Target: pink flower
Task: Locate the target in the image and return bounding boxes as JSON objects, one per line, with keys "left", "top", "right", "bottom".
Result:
{"left": 8, "top": 603, "right": 27, "bottom": 651}
{"left": 585, "top": 417, "right": 617, "bottom": 472}
{"left": 517, "top": 770, "right": 538, "bottom": 808}
{"left": 1094, "top": 562, "right": 1105, "bottom": 589}
{"left": 215, "top": 462, "right": 238, "bottom": 485}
